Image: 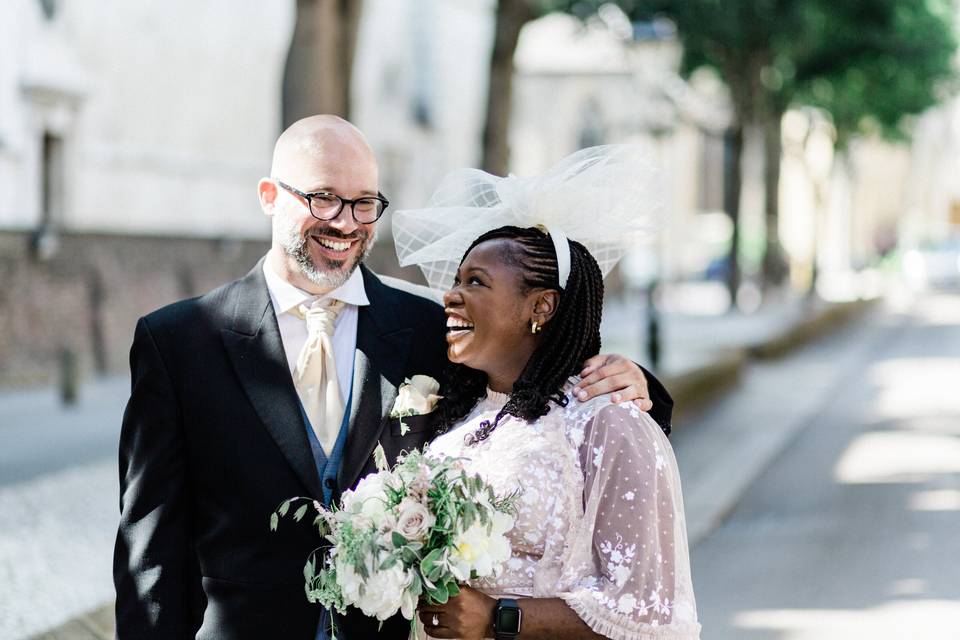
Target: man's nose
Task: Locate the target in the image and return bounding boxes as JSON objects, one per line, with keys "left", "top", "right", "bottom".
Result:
{"left": 326, "top": 205, "right": 361, "bottom": 234}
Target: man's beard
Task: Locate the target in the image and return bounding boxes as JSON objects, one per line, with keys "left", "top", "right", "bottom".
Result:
{"left": 276, "top": 216, "right": 376, "bottom": 291}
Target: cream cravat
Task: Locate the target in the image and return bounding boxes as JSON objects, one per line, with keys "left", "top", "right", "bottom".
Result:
{"left": 291, "top": 299, "right": 345, "bottom": 454}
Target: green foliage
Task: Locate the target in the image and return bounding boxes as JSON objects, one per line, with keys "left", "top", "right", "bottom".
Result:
{"left": 549, "top": 0, "right": 957, "bottom": 140}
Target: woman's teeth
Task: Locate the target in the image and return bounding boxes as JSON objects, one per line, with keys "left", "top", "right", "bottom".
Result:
{"left": 316, "top": 237, "right": 351, "bottom": 252}
{"left": 446, "top": 318, "right": 474, "bottom": 332}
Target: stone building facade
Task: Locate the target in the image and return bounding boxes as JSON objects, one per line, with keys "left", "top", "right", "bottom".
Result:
{"left": 0, "top": 0, "right": 290, "bottom": 386}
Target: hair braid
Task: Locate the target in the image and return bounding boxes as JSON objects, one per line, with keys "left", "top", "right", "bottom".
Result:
{"left": 433, "top": 225, "right": 604, "bottom": 433}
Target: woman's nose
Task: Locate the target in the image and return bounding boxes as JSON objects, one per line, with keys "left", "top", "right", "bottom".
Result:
{"left": 443, "top": 286, "right": 462, "bottom": 307}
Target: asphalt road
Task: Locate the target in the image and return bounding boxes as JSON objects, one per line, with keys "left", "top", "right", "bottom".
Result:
{"left": 686, "top": 292, "right": 960, "bottom": 639}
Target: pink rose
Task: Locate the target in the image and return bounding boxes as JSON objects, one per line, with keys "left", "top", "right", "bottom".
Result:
{"left": 394, "top": 499, "right": 435, "bottom": 542}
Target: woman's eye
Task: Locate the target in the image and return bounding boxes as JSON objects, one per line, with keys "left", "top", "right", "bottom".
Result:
{"left": 468, "top": 276, "right": 483, "bottom": 285}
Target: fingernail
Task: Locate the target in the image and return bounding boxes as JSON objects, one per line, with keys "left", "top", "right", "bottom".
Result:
{"left": 572, "top": 386, "right": 580, "bottom": 394}
{"left": 612, "top": 394, "right": 621, "bottom": 403}
{"left": 577, "top": 391, "right": 587, "bottom": 400}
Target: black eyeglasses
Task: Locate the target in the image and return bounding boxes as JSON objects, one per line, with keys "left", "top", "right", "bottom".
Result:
{"left": 276, "top": 180, "right": 389, "bottom": 224}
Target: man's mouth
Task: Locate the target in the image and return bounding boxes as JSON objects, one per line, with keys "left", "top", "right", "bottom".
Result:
{"left": 309, "top": 235, "right": 357, "bottom": 258}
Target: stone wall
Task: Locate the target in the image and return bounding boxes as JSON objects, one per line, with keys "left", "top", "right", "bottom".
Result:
{"left": 0, "top": 231, "right": 420, "bottom": 388}
{"left": 0, "top": 232, "right": 269, "bottom": 386}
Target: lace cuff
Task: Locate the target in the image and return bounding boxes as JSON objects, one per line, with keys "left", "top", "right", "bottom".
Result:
{"left": 561, "top": 589, "right": 701, "bottom": 640}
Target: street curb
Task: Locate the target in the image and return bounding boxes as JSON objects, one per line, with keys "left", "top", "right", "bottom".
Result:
{"left": 746, "top": 298, "right": 877, "bottom": 360}
{"left": 32, "top": 299, "right": 876, "bottom": 640}
{"left": 30, "top": 604, "right": 113, "bottom": 640}
{"left": 667, "top": 297, "right": 877, "bottom": 423}
{"left": 665, "top": 349, "right": 747, "bottom": 420}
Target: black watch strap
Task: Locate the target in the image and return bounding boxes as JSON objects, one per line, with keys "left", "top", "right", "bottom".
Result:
{"left": 493, "top": 597, "right": 522, "bottom": 639}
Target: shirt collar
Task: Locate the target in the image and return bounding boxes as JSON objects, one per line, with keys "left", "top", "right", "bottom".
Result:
{"left": 262, "top": 257, "right": 370, "bottom": 316}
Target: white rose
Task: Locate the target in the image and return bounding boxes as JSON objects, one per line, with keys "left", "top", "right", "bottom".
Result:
{"left": 336, "top": 556, "right": 365, "bottom": 607}
{"left": 338, "top": 553, "right": 413, "bottom": 621}
{"left": 394, "top": 498, "right": 435, "bottom": 542}
{"left": 340, "top": 471, "right": 390, "bottom": 527}
{"left": 391, "top": 376, "right": 442, "bottom": 416}
{"left": 448, "top": 513, "right": 515, "bottom": 580}
{"left": 409, "top": 374, "right": 440, "bottom": 398}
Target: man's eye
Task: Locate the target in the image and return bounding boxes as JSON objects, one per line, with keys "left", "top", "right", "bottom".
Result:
{"left": 354, "top": 198, "right": 379, "bottom": 213}
{"left": 468, "top": 276, "right": 483, "bottom": 285}
{"left": 314, "top": 193, "right": 340, "bottom": 206}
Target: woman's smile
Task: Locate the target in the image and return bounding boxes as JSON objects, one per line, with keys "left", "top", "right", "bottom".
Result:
{"left": 445, "top": 312, "right": 475, "bottom": 345}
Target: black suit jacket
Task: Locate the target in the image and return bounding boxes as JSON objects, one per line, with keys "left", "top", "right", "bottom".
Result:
{"left": 113, "top": 261, "right": 674, "bottom": 639}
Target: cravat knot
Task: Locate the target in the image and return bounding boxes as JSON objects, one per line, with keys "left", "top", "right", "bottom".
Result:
{"left": 303, "top": 302, "right": 340, "bottom": 337}
{"left": 294, "top": 299, "right": 344, "bottom": 375}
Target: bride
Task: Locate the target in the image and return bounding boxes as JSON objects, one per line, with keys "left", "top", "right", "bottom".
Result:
{"left": 392, "top": 146, "right": 700, "bottom": 640}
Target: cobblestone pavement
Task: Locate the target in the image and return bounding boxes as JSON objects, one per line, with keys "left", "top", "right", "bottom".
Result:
{"left": 0, "top": 460, "right": 116, "bottom": 639}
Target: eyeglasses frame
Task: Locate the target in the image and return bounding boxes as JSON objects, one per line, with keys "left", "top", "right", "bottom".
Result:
{"left": 276, "top": 179, "right": 390, "bottom": 224}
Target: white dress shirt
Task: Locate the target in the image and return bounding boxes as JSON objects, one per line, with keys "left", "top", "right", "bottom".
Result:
{"left": 262, "top": 259, "right": 370, "bottom": 405}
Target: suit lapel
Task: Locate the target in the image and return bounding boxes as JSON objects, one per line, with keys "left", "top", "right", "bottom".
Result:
{"left": 339, "top": 267, "right": 413, "bottom": 491}
{"left": 221, "top": 261, "right": 323, "bottom": 498}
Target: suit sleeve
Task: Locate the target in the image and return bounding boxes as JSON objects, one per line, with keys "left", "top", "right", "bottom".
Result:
{"left": 640, "top": 365, "right": 673, "bottom": 437}
{"left": 113, "top": 317, "right": 198, "bottom": 638}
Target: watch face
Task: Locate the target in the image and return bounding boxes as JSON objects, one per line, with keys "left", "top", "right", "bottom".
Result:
{"left": 498, "top": 607, "right": 521, "bottom": 633}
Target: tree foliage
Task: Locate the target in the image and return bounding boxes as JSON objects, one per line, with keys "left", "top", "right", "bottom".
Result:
{"left": 542, "top": 0, "right": 956, "bottom": 285}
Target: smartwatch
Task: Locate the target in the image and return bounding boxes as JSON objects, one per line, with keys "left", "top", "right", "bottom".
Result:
{"left": 493, "top": 598, "right": 522, "bottom": 639}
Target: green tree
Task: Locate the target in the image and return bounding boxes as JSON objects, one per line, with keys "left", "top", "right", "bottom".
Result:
{"left": 483, "top": 0, "right": 956, "bottom": 292}
{"left": 558, "top": 0, "right": 955, "bottom": 289}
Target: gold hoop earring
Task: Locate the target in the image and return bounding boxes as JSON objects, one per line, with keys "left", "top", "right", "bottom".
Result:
{"left": 531, "top": 320, "right": 542, "bottom": 334}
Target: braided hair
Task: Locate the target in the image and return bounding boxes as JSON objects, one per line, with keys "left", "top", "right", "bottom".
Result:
{"left": 433, "top": 225, "right": 604, "bottom": 433}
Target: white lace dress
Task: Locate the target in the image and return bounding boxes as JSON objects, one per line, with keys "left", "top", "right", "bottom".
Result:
{"left": 423, "top": 378, "right": 701, "bottom": 640}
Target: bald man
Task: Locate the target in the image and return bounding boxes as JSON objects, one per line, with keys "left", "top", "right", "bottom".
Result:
{"left": 113, "top": 115, "right": 673, "bottom": 639}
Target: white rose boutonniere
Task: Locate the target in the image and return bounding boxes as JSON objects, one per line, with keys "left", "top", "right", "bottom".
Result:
{"left": 389, "top": 375, "right": 442, "bottom": 435}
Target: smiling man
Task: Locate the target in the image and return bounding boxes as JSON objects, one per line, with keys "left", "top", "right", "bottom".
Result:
{"left": 113, "top": 115, "right": 674, "bottom": 640}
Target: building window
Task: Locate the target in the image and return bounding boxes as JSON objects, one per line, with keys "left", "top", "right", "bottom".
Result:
{"left": 38, "top": 0, "right": 57, "bottom": 20}
{"left": 41, "top": 131, "right": 64, "bottom": 229}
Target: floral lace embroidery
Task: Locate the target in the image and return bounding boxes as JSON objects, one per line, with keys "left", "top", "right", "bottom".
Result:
{"left": 425, "top": 379, "right": 700, "bottom": 640}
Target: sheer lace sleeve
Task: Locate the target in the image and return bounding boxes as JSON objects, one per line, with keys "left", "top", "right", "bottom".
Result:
{"left": 558, "top": 400, "right": 700, "bottom": 639}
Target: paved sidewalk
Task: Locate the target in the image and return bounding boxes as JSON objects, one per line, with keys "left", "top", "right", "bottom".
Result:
{"left": 5, "top": 292, "right": 873, "bottom": 640}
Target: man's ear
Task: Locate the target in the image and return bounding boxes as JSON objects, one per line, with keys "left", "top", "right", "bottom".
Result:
{"left": 533, "top": 289, "right": 560, "bottom": 326}
{"left": 258, "top": 178, "right": 278, "bottom": 216}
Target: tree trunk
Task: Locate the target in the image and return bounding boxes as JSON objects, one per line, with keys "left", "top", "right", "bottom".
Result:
{"left": 723, "top": 125, "right": 743, "bottom": 308}
{"left": 761, "top": 109, "right": 789, "bottom": 288}
{"left": 481, "top": 0, "right": 535, "bottom": 175}
{"left": 282, "top": 0, "right": 364, "bottom": 126}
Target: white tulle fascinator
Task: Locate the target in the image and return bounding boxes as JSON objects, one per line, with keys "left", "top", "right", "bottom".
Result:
{"left": 392, "top": 144, "right": 663, "bottom": 292}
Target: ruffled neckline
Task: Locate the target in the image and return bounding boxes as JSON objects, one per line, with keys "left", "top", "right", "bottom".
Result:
{"left": 485, "top": 387, "right": 510, "bottom": 407}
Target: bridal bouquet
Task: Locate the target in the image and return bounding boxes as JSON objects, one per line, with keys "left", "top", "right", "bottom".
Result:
{"left": 272, "top": 448, "right": 517, "bottom": 635}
